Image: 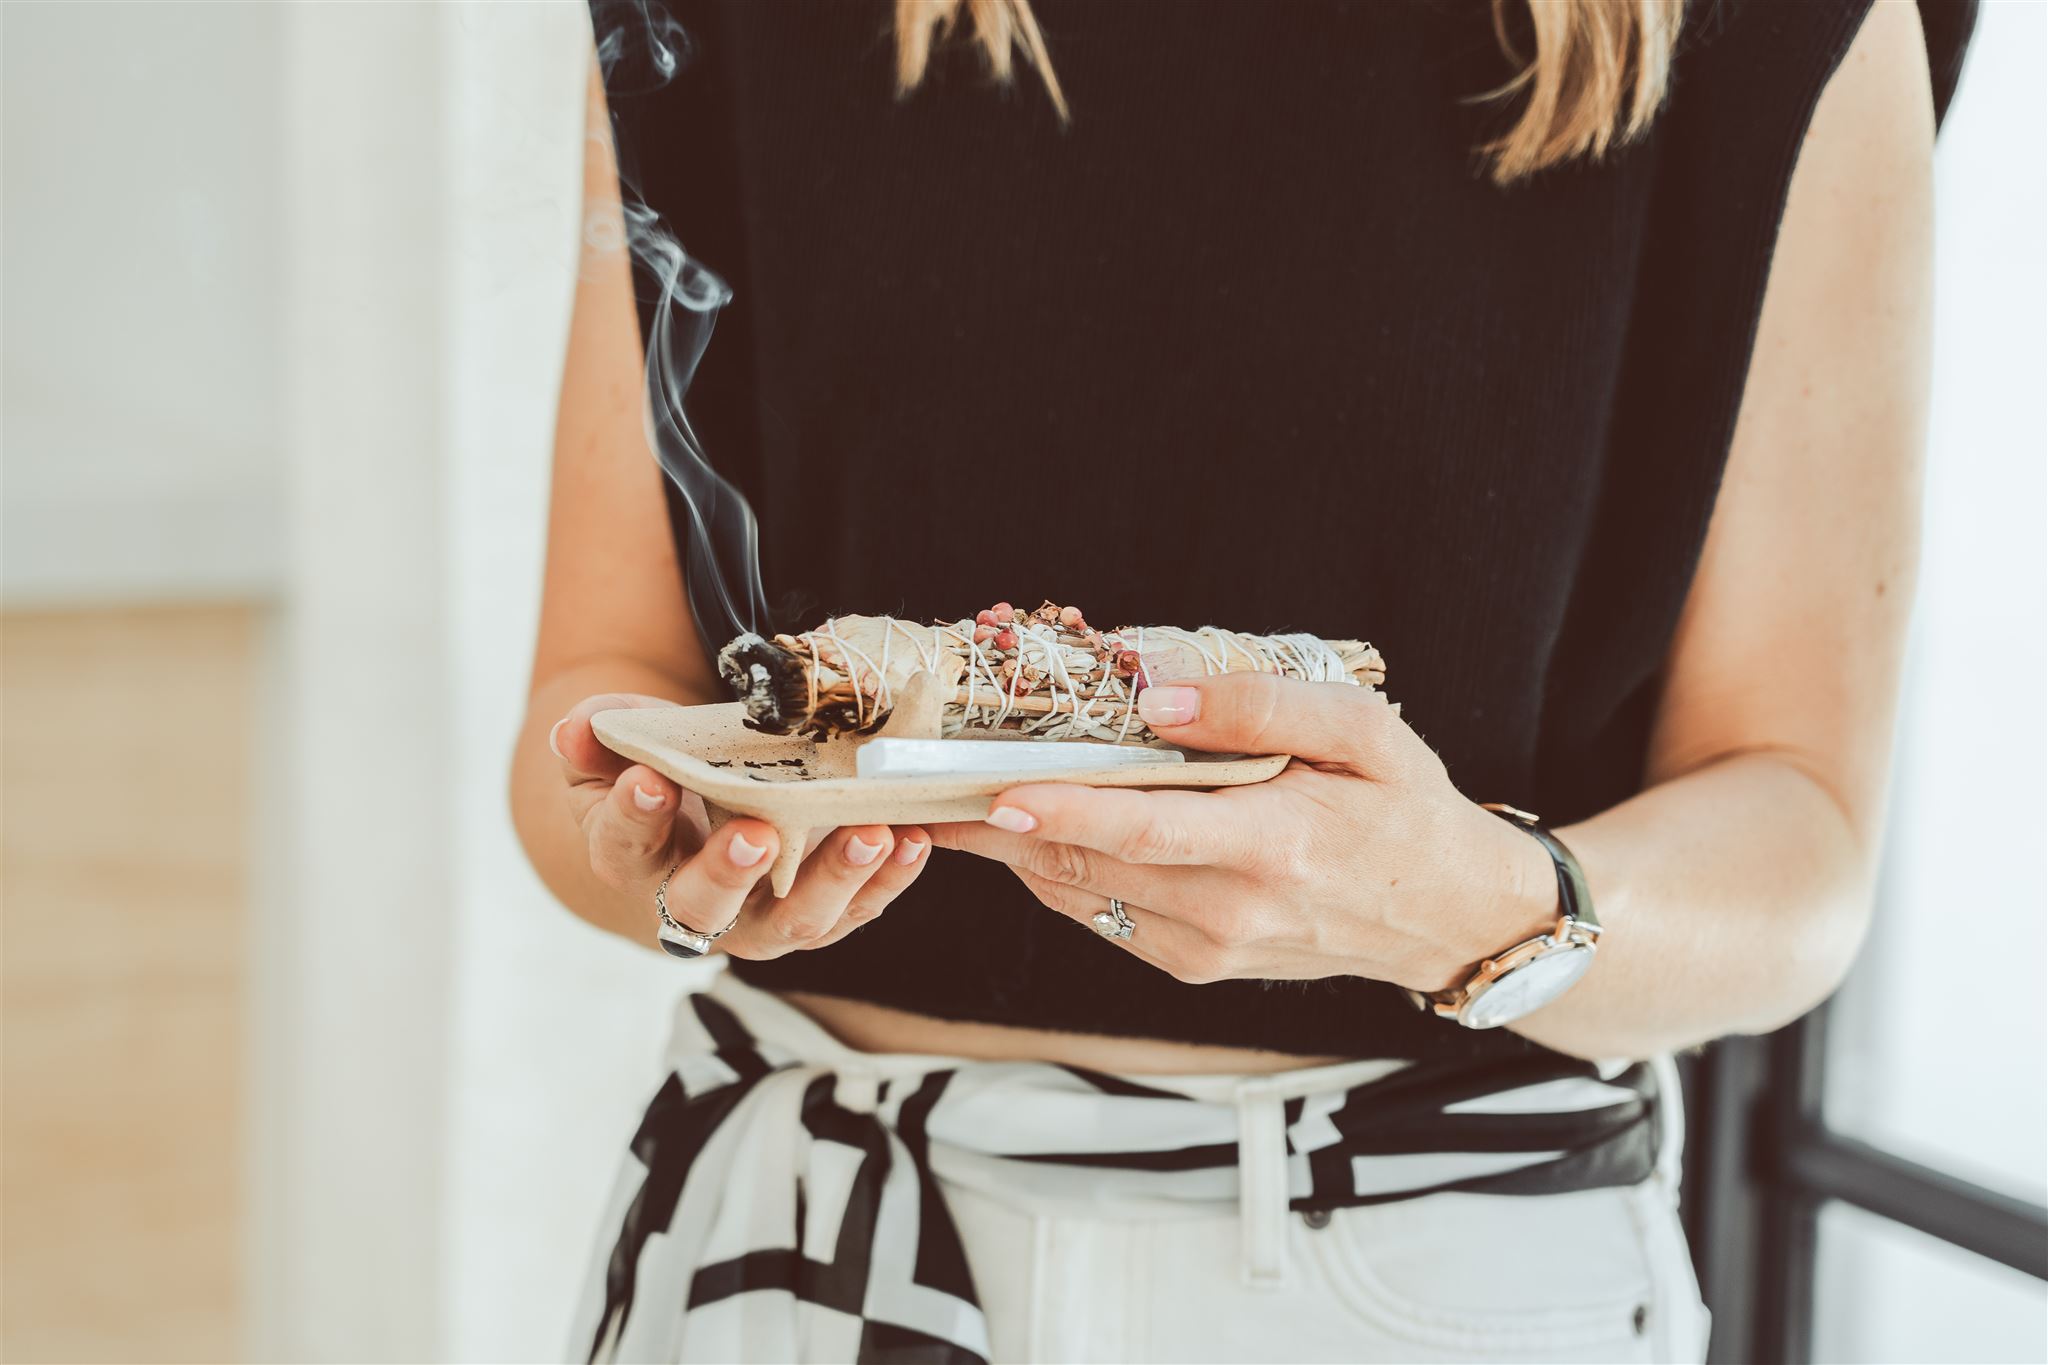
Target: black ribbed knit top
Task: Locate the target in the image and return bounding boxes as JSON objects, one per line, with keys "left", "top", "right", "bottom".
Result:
{"left": 593, "top": 0, "right": 1971, "bottom": 1060}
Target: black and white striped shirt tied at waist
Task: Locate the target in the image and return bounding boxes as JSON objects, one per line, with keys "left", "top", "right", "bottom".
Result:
{"left": 572, "top": 973, "right": 1664, "bottom": 1365}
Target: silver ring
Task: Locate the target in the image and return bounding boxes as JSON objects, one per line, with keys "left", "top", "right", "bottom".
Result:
{"left": 1092, "top": 897, "right": 1136, "bottom": 941}
{"left": 654, "top": 861, "right": 742, "bottom": 959}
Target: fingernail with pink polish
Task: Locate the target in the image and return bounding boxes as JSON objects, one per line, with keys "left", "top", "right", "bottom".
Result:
{"left": 728, "top": 833, "right": 768, "bottom": 868}
{"left": 894, "top": 838, "right": 926, "bottom": 865}
{"left": 986, "top": 806, "right": 1037, "bottom": 833}
{"left": 632, "top": 784, "right": 665, "bottom": 812}
{"left": 846, "top": 835, "right": 884, "bottom": 866}
{"left": 548, "top": 718, "right": 568, "bottom": 758}
{"left": 1137, "top": 685, "right": 1200, "bottom": 726}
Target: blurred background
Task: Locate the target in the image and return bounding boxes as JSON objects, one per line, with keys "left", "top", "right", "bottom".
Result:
{"left": 0, "top": 2, "right": 2041, "bottom": 1362}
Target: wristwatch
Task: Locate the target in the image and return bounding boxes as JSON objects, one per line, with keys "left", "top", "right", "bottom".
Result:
{"left": 1417, "top": 804, "right": 1603, "bottom": 1030}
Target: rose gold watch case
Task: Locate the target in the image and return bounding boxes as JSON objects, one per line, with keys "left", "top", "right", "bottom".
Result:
{"left": 1430, "top": 916, "right": 1604, "bottom": 1029}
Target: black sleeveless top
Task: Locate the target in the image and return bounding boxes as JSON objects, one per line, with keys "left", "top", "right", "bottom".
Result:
{"left": 595, "top": 0, "right": 1972, "bottom": 1061}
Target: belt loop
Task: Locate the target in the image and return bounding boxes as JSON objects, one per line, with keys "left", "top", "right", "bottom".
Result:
{"left": 1650, "top": 1053, "right": 1683, "bottom": 1193}
{"left": 1235, "top": 1080, "right": 1290, "bottom": 1289}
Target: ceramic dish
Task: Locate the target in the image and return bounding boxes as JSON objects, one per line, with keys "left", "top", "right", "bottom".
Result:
{"left": 591, "top": 698, "right": 1286, "bottom": 895}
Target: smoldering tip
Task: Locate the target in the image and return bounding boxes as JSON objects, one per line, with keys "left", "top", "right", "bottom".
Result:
{"left": 717, "top": 633, "right": 809, "bottom": 736}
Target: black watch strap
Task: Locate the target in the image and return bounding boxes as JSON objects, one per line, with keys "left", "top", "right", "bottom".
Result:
{"left": 1481, "top": 804, "right": 1598, "bottom": 930}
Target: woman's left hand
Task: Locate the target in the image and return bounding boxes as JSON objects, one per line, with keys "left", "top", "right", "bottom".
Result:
{"left": 928, "top": 674, "right": 1557, "bottom": 992}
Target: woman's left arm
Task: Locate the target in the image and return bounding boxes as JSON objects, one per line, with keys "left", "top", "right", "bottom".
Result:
{"left": 931, "top": 2, "right": 1935, "bottom": 1060}
{"left": 1502, "top": 0, "right": 1935, "bottom": 1056}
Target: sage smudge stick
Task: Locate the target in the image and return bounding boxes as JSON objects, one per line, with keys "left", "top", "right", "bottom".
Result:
{"left": 719, "top": 600, "right": 1385, "bottom": 743}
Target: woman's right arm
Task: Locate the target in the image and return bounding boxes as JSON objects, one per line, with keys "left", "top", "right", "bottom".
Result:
{"left": 510, "top": 61, "right": 930, "bottom": 952}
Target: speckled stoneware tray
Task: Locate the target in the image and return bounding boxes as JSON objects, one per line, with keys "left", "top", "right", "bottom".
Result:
{"left": 591, "top": 693, "right": 1286, "bottom": 896}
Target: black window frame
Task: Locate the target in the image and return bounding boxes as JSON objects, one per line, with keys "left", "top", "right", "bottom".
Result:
{"left": 1681, "top": 1008, "right": 2048, "bottom": 1363}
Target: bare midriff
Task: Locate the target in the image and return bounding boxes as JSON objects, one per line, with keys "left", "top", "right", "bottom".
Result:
{"left": 780, "top": 990, "right": 1347, "bottom": 1075}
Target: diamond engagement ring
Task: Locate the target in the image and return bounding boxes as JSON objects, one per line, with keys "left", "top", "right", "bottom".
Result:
{"left": 1092, "top": 898, "right": 1137, "bottom": 941}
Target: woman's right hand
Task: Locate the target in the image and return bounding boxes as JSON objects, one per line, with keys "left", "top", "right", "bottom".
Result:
{"left": 549, "top": 693, "right": 931, "bottom": 957}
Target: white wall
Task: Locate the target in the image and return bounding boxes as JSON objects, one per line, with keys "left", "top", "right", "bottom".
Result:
{"left": 1, "top": 1, "right": 285, "bottom": 603}
{"left": 1, "top": 3, "right": 693, "bottom": 1357}
{"left": 437, "top": 6, "right": 699, "bottom": 1359}
{"left": 251, "top": 5, "right": 693, "bottom": 1359}
{"left": 252, "top": 5, "right": 455, "bottom": 1358}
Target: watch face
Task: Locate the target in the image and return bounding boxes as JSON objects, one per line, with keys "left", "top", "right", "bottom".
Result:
{"left": 1462, "top": 946, "right": 1596, "bottom": 1029}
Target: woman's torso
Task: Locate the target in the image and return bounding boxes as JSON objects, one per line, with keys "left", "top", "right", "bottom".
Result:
{"left": 597, "top": 0, "right": 1895, "bottom": 1062}
{"left": 783, "top": 990, "right": 1345, "bottom": 1071}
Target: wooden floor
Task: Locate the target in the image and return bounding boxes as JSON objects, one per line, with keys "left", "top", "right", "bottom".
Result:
{"left": 2, "top": 605, "right": 258, "bottom": 1363}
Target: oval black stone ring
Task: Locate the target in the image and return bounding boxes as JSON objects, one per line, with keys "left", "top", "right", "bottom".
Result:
{"left": 654, "top": 861, "right": 740, "bottom": 959}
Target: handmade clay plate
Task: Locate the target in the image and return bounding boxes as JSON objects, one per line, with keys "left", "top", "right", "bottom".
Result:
{"left": 592, "top": 700, "right": 1287, "bottom": 895}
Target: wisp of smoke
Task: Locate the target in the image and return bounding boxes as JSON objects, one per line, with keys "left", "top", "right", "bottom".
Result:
{"left": 591, "top": 0, "right": 769, "bottom": 650}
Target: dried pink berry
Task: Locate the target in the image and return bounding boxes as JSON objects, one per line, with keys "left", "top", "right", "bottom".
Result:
{"left": 993, "top": 628, "right": 1017, "bottom": 652}
{"left": 976, "top": 609, "right": 998, "bottom": 627}
{"left": 992, "top": 601, "right": 1015, "bottom": 623}
{"left": 973, "top": 623, "right": 997, "bottom": 644}
{"left": 1059, "top": 604, "right": 1084, "bottom": 628}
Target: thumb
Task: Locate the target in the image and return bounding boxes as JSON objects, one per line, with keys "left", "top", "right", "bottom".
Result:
{"left": 1135, "top": 672, "right": 1404, "bottom": 774}
{"left": 553, "top": 692, "right": 682, "bottom": 780}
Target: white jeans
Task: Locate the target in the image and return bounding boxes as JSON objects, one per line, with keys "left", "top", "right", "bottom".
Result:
{"left": 942, "top": 1139, "right": 1709, "bottom": 1363}
{"left": 913, "top": 1053, "right": 1707, "bottom": 1365}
